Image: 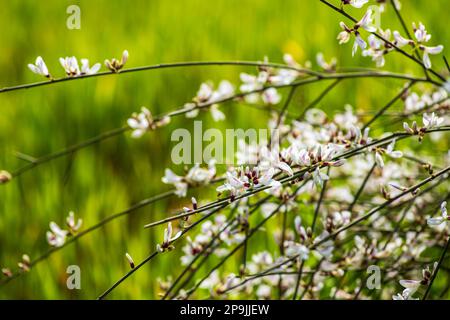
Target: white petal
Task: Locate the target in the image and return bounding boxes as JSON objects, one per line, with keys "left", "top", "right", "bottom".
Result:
{"left": 426, "top": 45, "right": 444, "bottom": 55}
{"left": 90, "top": 63, "right": 101, "bottom": 74}
{"left": 427, "top": 217, "right": 445, "bottom": 226}
{"left": 423, "top": 52, "right": 432, "bottom": 69}
{"left": 28, "top": 64, "right": 41, "bottom": 75}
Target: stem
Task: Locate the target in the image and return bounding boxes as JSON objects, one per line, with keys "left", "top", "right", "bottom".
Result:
{"left": 292, "top": 260, "right": 305, "bottom": 300}
{"left": 362, "top": 82, "right": 414, "bottom": 131}
{"left": 97, "top": 202, "right": 228, "bottom": 299}
{"left": 11, "top": 126, "right": 129, "bottom": 177}
{"left": 347, "top": 163, "right": 376, "bottom": 212}
{"left": 97, "top": 251, "right": 159, "bottom": 300}
{"left": 422, "top": 236, "right": 450, "bottom": 300}
{"left": 311, "top": 166, "right": 330, "bottom": 233}
{"left": 0, "top": 61, "right": 320, "bottom": 94}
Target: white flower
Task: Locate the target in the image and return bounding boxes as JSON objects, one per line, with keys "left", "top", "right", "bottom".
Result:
{"left": 262, "top": 88, "right": 281, "bottom": 105}
{"left": 66, "top": 211, "right": 82, "bottom": 233}
{"left": 46, "top": 222, "right": 68, "bottom": 247}
{"left": 162, "top": 162, "right": 216, "bottom": 198}
{"left": 427, "top": 201, "right": 448, "bottom": 226}
{"left": 403, "top": 120, "right": 418, "bottom": 134}
{"left": 127, "top": 107, "right": 153, "bottom": 138}
{"left": 269, "top": 68, "right": 298, "bottom": 85}
{"left": 28, "top": 56, "right": 50, "bottom": 78}
{"left": 337, "top": 22, "right": 352, "bottom": 45}
{"left": 292, "top": 149, "right": 311, "bottom": 167}
{"left": 256, "top": 285, "right": 272, "bottom": 299}
{"left": 375, "top": 151, "right": 384, "bottom": 168}
{"left": 105, "top": 50, "right": 129, "bottom": 72}
{"left": 285, "top": 241, "right": 310, "bottom": 260}
{"left": 240, "top": 69, "right": 289, "bottom": 105}
{"left": 210, "top": 105, "right": 226, "bottom": 122}
{"left": 393, "top": 288, "right": 419, "bottom": 300}
{"left": 393, "top": 31, "right": 412, "bottom": 47}
{"left": 156, "top": 222, "right": 182, "bottom": 252}
{"left": 185, "top": 161, "right": 216, "bottom": 185}
{"left": 294, "top": 216, "right": 308, "bottom": 241}
{"left": 313, "top": 168, "right": 329, "bottom": 189}
{"left": 184, "top": 102, "right": 199, "bottom": 118}
{"left": 404, "top": 92, "right": 425, "bottom": 112}
{"left": 195, "top": 83, "right": 214, "bottom": 103}
{"left": 420, "top": 45, "right": 444, "bottom": 69}
{"left": 162, "top": 169, "right": 188, "bottom": 197}
{"left": 399, "top": 279, "right": 421, "bottom": 295}
{"left": 313, "top": 231, "right": 335, "bottom": 259}
{"left": 386, "top": 140, "right": 403, "bottom": 159}
{"left": 216, "top": 171, "right": 247, "bottom": 197}
{"left": 190, "top": 81, "right": 234, "bottom": 121}
{"left": 59, "top": 56, "right": 80, "bottom": 77}
{"left": 356, "top": 9, "right": 377, "bottom": 33}
{"left": 259, "top": 146, "right": 294, "bottom": 176}
{"left": 316, "top": 52, "right": 337, "bottom": 72}
{"left": 352, "top": 33, "right": 367, "bottom": 56}
{"left": 394, "top": 23, "right": 442, "bottom": 69}
{"left": 362, "top": 34, "right": 386, "bottom": 67}
{"left": 422, "top": 112, "right": 444, "bottom": 129}
{"left": 342, "top": 0, "right": 369, "bottom": 8}
{"left": 211, "top": 80, "right": 235, "bottom": 102}
{"left": 240, "top": 71, "right": 268, "bottom": 93}
{"left": 80, "top": 59, "right": 101, "bottom": 75}
{"left": 413, "top": 22, "right": 431, "bottom": 43}
{"left": 305, "top": 108, "right": 327, "bottom": 125}
{"left": 340, "top": 8, "right": 378, "bottom": 57}
{"left": 257, "top": 168, "right": 282, "bottom": 192}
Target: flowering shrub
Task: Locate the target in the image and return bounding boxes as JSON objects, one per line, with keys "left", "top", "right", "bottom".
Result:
{"left": 1, "top": 0, "right": 450, "bottom": 300}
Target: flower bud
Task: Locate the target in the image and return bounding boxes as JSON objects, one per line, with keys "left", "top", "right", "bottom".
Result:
{"left": 125, "top": 253, "right": 135, "bottom": 269}
{"left": 1, "top": 268, "right": 12, "bottom": 277}
{"left": 0, "top": 170, "right": 12, "bottom": 184}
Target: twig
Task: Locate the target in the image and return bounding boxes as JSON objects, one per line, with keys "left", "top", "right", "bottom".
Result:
{"left": 422, "top": 236, "right": 450, "bottom": 300}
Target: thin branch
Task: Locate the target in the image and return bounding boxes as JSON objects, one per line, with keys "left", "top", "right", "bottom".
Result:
{"left": 362, "top": 82, "right": 414, "bottom": 131}
{"left": 422, "top": 236, "right": 450, "bottom": 300}
{"left": 97, "top": 202, "right": 229, "bottom": 299}
{"left": 0, "top": 61, "right": 320, "bottom": 94}
{"left": 347, "top": 163, "right": 377, "bottom": 212}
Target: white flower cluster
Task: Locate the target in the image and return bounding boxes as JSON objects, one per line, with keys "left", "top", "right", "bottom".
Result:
{"left": 127, "top": 107, "right": 171, "bottom": 138}
{"left": 404, "top": 89, "right": 448, "bottom": 112}
{"left": 336, "top": 4, "right": 444, "bottom": 69}
{"left": 28, "top": 50, "right": 128, "bottom": 78}
{"left": 393, "top": 264, "right": 436, "bottom": 300}
{"left": 154, "top": 87, "right": 450, "bottom": 299}
{"left": 162, "top": 160, "right": 217, "bottom": 197}
{"left": 46, "top": 211, "right": 82, "bottom": 247}
{"left": 184, "top": 81, "right": 234, "bottom": 121}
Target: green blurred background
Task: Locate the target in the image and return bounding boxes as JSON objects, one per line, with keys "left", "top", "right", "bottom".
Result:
{"left": 0, "top": 0, "right": 448, "bottom": 299}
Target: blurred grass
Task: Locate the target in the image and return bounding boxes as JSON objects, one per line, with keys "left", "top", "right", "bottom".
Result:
{"left": 0, "top": 0, "right": 448, "bottom": 299}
